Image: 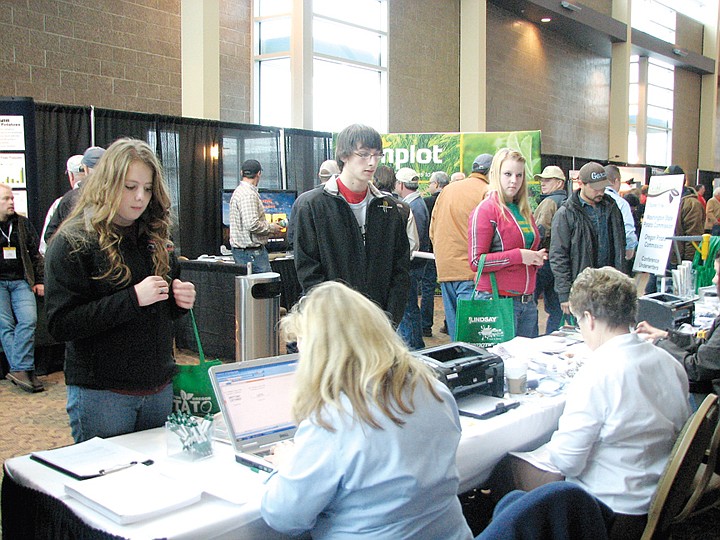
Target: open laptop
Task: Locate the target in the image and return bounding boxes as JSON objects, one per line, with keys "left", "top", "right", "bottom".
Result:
{"left": 209, "top": 354, "right": 299, "bottom": 472}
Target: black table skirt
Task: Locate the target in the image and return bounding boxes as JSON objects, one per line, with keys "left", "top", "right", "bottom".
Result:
{"left": 2, "top": 465, "right": 127, "bottom": 540}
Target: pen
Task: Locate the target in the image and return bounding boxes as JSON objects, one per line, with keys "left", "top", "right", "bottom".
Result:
{"left": 98, "top": 461, "right": 137, "bottom": 476}
{"left": 97, "top": 459, "right": 154, "bottom": 476}
{"left": 235, "top": 454, "right": 273, "bottom": 473}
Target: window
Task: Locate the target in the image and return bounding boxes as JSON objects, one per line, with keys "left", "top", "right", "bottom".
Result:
{"left": 221, "top": 129, "right": 282, "bottom": 190}
{"left": 254, "top": 0, "right": 388, "bottom": 133}
{"left": 631, "top": 0, "right": 676, "bottom": 44}
{"left": 628, "top": 56, "right": 674, "bottom": 166}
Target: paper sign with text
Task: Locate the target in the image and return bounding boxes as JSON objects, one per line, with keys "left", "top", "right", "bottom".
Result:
{"left": 633, "top": 174, "right": 684, "bottom": 275}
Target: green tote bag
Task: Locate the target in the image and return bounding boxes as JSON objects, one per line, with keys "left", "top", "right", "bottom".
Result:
{"left": 172, "top": 310, "right": 222, "bottom": 416}
{"left": 454, "top": 254, "right": 516, "bottom": 347}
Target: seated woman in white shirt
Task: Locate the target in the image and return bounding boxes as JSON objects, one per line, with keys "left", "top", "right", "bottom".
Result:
{"left": 260, "top": 281, "right": 472, "bottom": 540}
{"left": 499, "top": 266, "right": 691, "bottom": 539}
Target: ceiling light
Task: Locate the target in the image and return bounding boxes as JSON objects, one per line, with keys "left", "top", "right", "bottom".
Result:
{"left": 541, "top": 17, "right": 552, "bottom": 22}
{"left": 560, "top": 1, "right": 582, "bottom": 12}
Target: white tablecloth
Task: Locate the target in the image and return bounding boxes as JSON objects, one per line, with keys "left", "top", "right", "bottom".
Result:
{"left": 5, "top": 393, "right": 565, "bottom": 539}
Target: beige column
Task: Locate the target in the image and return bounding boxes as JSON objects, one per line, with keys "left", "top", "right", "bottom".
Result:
{"left": 290, "top": 0, "right": 313, "bottom": 128}
{"left": 698, "top": 3, "right": 719, "bottom": 171}
{"left": 181, "top": 0, "right": 220, "bottom": 120}
{"left": 608, "top": 0, "right": 631, "bottom": 162}
{"left": 459, "top": 0, "right": 486, "bottom": 132}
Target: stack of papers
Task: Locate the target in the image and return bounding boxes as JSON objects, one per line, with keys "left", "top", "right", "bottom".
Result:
{"left": 65, "top": 466, "right": 202, "bottom": 524}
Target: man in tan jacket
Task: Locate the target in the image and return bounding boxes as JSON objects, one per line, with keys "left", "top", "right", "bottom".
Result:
{"left": 429, "top": 153, "right": 492, "bottom": 338}
{"left": 705, "top": 187, "right": 720, "bottom": 233}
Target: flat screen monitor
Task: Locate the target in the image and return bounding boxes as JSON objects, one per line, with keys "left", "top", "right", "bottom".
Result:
{"left": 222, "top": 188, "right": 297, "bottom": 253}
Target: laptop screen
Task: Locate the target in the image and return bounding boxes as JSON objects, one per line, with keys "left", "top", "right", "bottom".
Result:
{"left": 213, "top": 357, "right": 298, "bottom": 450}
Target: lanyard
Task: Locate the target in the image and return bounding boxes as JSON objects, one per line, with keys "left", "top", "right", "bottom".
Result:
{"left": 0, "top": 223, "right": 12, "bottom": 245}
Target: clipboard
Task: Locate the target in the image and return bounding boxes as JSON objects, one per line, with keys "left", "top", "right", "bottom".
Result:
{"left": 30, "top": 437, "right": 153, "bottom": 480}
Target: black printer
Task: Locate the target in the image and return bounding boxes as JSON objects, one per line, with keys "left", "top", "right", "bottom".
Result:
{"left": 413, "top": 342, "right": 504, "bottom": 398}
{"left": 637, "top": 292, "right": 695, "bottom": 330}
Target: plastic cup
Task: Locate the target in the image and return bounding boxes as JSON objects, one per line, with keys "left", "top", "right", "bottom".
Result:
{"left": 505, "top": 360, "right": 528, "bottom": 395}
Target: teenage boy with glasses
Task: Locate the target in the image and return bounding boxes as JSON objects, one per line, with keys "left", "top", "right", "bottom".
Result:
{"left": 291, "top": 124, "right": 410, "bottom": 326}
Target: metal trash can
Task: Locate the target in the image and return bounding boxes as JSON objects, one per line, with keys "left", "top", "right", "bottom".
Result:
{"left": 235, "top": 272, "right": 281, "bottom": 362}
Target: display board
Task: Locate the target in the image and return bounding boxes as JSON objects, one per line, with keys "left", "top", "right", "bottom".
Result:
{"left": 0, "top": 98, "right": 38, "bottom": 225}
{"left": 221, "top": 188, "right": 296, "bottom": 253}
{"left": 633, "top": 174, "right": 685, "bottom": 275}
{"left": 380, "top": 130, "right": 542, "bottom": 195}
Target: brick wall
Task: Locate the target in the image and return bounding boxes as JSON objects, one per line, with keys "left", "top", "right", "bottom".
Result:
{"left": 0, "top": 0, "right": 183, "bottom": 116}
{"left": 388, "top": 0, "right": 460, "bottom": 133}
{"left": 486, "top": 3, "right": 611, "bottom": 159}
{"left": 219, "top": 0, "right": 252, "bottom": 123}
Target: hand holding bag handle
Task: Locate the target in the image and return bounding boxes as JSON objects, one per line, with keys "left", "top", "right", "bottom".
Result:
{"left": 455, "top": 254, "right": 516, "bottom": 345}
{"left": 470, "top": 254, "right": 501, "bottom": 301}
{"left": 173, "top": 309, "right": 222, "bottom": 416}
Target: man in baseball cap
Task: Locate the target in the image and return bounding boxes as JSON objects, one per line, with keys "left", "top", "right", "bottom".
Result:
{"left": 532, "top": 165, "right": 568, "bottom": 334}
{"left": 43, "top": 146, "right": 106, "bottom": 245}
{"left": 549, "top": 161, "right": 626, "bottom": 317}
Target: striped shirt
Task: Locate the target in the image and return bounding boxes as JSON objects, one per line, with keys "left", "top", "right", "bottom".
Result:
{"left": 229, "top": 181, "right": 272, "bottom": 248}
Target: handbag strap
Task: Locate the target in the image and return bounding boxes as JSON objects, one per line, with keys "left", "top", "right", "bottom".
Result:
{"left": 560, "top": 313, "right": 577, "bottom": 327}
{"left": 189, "top": 309, "right": 206, "bottom": 363}
{"left": 472, "top": 254, "right": 501, "bottom": 300}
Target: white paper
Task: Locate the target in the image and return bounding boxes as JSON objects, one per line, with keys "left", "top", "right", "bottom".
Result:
{"left": 64, "top": 466, "right": 202, "bottom": 524}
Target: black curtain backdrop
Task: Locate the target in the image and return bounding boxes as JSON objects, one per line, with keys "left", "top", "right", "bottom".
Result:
{"left": 284, "top": 127, "right": 332, "bottom": 193}
{"left": 158, "top": 116, "right": 221, "bottom": 259}
{"left": 93, "top": 108, "right": 156, "bottom": 148}
{"left": 34, "top": 103, "right": 91, "bottom": 235}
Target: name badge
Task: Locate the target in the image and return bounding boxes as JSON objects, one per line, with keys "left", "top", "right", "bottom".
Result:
{"left": 3, "top": 247, "right": 16, "bottom": 260}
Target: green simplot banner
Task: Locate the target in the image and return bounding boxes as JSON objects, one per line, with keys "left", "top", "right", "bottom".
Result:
{"left": 380, "top": 130, "right": 542, "bottom": 197}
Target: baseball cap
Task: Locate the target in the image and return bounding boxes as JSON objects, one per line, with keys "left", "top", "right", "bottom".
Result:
{"left": 318, "top": 160, "right": 339, "bottom": 180}
{"left": 396, "top": 167, "right": 420, "bottom": 186}
{"left": 534, "top": 165, "right": 566, "bottom": 182}
{"left": 66, "top": 155, "right": 83, "bottom": 174}
{"left": 664, "top": 165, "right": 685, "bottom": 176}
{"left": 81, "top": 146, "right": 105, "bottom": 170}
{"left": 472, "top": 154, "right": 493, "bottom": 174}
{"left": 241, "top": 159, "right": 262, "bottom": 177}
{"left": 578, "top": 162, "right": 610, "bottom": 189}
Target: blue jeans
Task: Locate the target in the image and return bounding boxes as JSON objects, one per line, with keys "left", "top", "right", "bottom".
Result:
{"left": 67, "top": 384, "right": 174, "bottom": 443}
{"left": 474, "top": 292, "right": 539, "bottom": 338}
{"left": 534, "top": 261, "right": 562, "bottom": 334}
{"left": 398, "top": 266, "right": 425, "bottom": 350}
{"left": 0, "top": 280, "right": 37, "bottom": 372}
{"left": 440, "top": 280, "right": 476, "bottom": 340}
{"left": 232, "top": 246, "right": 272, "bottom": 274}
{"left": 420, "top": 260, "right": 437, "bottom": 331}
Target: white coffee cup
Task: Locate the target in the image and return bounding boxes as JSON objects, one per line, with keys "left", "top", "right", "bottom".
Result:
{"left": 505, "top": 360, "right": 528, "bottom": 395}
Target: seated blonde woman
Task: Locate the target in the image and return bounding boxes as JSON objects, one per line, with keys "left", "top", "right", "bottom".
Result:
{"left": 261, "top": 281, "right": 472, "bottom": 539}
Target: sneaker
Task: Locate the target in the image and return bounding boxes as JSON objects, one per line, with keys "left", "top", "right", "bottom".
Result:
{"left": 422, "top": 327, "right": 433, "bottom": 337}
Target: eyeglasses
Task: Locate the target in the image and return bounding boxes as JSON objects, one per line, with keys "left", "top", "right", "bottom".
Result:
{"left": 353, "top": 151, "right": 384, "bottom": 161}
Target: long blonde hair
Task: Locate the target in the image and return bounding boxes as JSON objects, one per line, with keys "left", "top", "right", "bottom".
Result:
{"left": 487, "top": 147, "right": 533, "bottom": 223}
{"left": 281, "top": 281, "right": 442, "bottom": 431}
{"left": 55, "top": 138, "right": 173, "bottom": 286}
